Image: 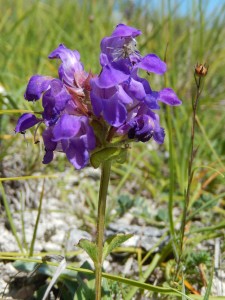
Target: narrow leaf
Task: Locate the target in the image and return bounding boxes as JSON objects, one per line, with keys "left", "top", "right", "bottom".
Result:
{"left": 42, "top": 257, "right": 67, "bottom": 300}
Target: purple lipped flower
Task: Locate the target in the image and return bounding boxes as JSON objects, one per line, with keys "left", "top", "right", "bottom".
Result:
{"left": 15, "top": 113, "right": 42, "bottom": 133}
{"left": 24, "top": 75, "right": 73, "bottom": 126}
{"left": 127, "top": 111, "right": 165, "bottom": 144}
{"left": 90, "top": 24, "right": 181, "bottom": 128}
{"left": 100, "top": 23, "right": 141, "bottom": 64}
{"left": 24, "top": 75, "right": 53, "bottom": 101}
{"left": 52, "top": 114, "right": 96, "bottom": 169}
{"left": 49, "top": 44, "right": 85, "bottom": 87}
{"left": 15, "top": 44, "right": 96, "bottom": 169}
{"left": 130, "top": 73, "right": 181, "bottom": 109}
{"left": 90, "top": 81, "right": 133, "bottom": 126}
{"left": 117, "top": 103, "right": 165, "bottom": 144}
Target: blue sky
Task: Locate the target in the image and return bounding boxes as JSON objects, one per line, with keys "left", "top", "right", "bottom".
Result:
{"left": 141, "top": 0, "right": 225, "bottom": 16}
{"left": 179, "top": 0, "right": 225, "bottom": 15}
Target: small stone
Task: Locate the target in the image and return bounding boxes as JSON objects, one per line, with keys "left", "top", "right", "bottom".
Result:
{"left": 65, "top": 228, "right": 92, "bottom": 252}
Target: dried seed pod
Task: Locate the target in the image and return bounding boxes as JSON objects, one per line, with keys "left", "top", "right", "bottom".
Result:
{"left": 195, "top": 63, "right": 208, "bottom": 77}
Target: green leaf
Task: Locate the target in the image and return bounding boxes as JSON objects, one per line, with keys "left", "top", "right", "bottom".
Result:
{"left": 74, "top": 277, "right": 110, "bottom": 300}
{"left": 76, "top": 261, "right": 95, "bottom": 297}
{"left": 74, "top": 261, "right": 110, "bottom": 300}
{"left": 77, "top": 239, "right": 98, "bottom": 264}
{"left": 90, "top": 147, "right": 127, "bottom": 169}
{"left": 13, "top": 260, "right": 38, "bottom": 273}
{"left": 103, "top": 234, "right": 132, "bottom": 260}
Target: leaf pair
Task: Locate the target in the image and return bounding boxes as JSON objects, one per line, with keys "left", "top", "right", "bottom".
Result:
{"left": 90, "top": 147, "right": 127, "bottom": 168}
{"left": 78, "top": 234, "right": 132, "bottom": 265}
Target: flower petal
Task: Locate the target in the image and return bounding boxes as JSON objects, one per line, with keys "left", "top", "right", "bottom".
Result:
{"left": 64, "top": 139, "right": 89, "bottom": 169}
{"left": 111, "top": 24, "right": 141, "bottom": 38}
{"left": 102, "top": 97, "right": 127, "bottom": 126}
{"left": 144, "top": 91, "right": 160, "bottom": 109}
{"left": 53, "top": 114, "right": 82, "bottom": 141}
{"left": 24, "top": 75, "right": 52, "bottom": 101}
{"left": 153, "top": 127, "right": 165, "bottom": 144}
{"left": 79, "top": 118, "right": 96, "bottom": 150}
{"left": 49, "top": 44, "right": 84, "bottom": 85}
{"left": 127, "top": 78, "right": 146, "bottom": 101}
{"left": 158, "top": 88, "right": 182, "bottom": 106}
{"left": 42, "top": 128, "right": 57, "bottom": 151}
{"left": 90, "top": 89, "right": 103, "bottom": 117}
{"left": 95, "top": 64, "right": 129, "bottom": 88}
{"left": 43, "top": 150, "right": 54, "bottom": 164}
{"left": 15, "top": 113, "right": 41, "bottom": 133}
{"left": 42, "top": 79, "right": 72, "bottom": 126}
{"left": 136, "top": 54, "right": 167, "bottom": 75}
{"left": 42, "top": 128, "right": 58, "bottom": 164}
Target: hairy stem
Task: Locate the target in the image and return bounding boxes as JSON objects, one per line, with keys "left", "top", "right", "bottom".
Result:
{"left": 95, "top": 160, "right": 111, "bottom": 300}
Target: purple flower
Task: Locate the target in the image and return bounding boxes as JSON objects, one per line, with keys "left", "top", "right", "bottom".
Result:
{"left": 15, "top": 113, "right": 42, "bottom": 133}
{"left": 52, "top": 115, "right": 96, "bottom": 169}
{"left": 130, "top": 73, "right": 181, "bottom": 109}
{"left": 100, "top": 24, "right": 141, "bottom": 64}
{"left": 15, "top": 44, "right": 96, "bottom": 169}
{"left": 42, "top": 127, "right": 58, "bottom": 164}
{"left": 24, "top": 75, "right": 53, "bottom": 101}
{"left": 16, "top": 24, "right": 182, "bottom": 170}
{"left": 117, "top": 104, "right": 165, "bottom": 144}
{"left": 49, "top": 44, "right": 85, "bottom": 87}
{"left": 127, "top": 112, "right": 165, "bottom": 144}
{"left": 90, "top": 24, "right": 181, "bottom": 128}
{"left": 90, "top": 81, "right": 133, "bottom": 126}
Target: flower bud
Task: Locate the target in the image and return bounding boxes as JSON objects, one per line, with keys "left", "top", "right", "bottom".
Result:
{"left": 195, "top": 63, "right": 208, "bottom": 77}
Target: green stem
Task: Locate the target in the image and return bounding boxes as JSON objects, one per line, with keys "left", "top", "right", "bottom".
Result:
{"left": 176, "top": 75, "right": 202, "bottom": 275}
{"left": 95, "top": 160, "right": 111, "bottom": 300}
{"left": 166, "top": 105, "right": 177, "bottom": 253}
{"left": 29, "top": 179, "right": 45, "bottom": 257}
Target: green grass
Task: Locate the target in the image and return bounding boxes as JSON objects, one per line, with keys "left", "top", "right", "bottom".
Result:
{"left": 1, "top": 0, "right": 225, "bottom": 299}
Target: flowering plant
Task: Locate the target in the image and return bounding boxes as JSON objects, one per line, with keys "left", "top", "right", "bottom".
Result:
{"left": 15, "top": 24, "right": 181, "bottom": 170}
{"left": 15, "top": 24, "right": 181, "bottom": 299}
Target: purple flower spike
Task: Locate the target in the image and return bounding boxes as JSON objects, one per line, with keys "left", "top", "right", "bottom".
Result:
{"left": 15, "top": 113, "right": 41, "bottom": 133}
{"left": 16, "top": 41, "right": 97, "bottom": 169}
{"left": 16, "top": 24, "right": 182, "bottom": 170}
{"left": 90, "top": 23, "right": 181, "bottom": 129}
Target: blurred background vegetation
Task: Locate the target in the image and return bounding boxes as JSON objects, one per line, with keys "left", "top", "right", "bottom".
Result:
{"left": 1, "top": 0, "right": 225, "bottom": 210}
{"left": 1, "top": 0, "right": 225, "bottom": 298}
